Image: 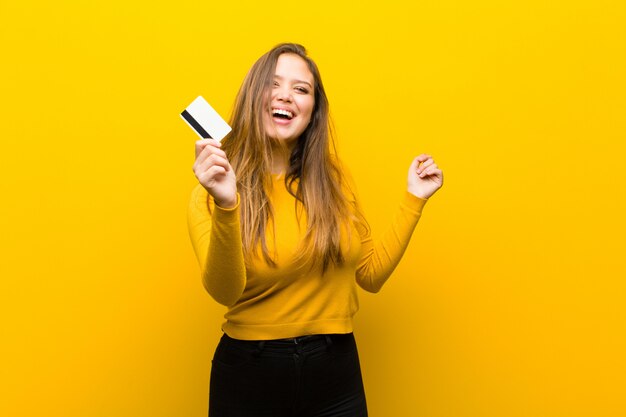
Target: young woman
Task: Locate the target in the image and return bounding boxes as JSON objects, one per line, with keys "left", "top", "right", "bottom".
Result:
{"left": 188, "top": 43, "right": 443, "bottom": 417}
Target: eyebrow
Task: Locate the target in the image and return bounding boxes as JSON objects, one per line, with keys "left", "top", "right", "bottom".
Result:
{"left": 274, "top": 75, "right": 313, "bottom": 88}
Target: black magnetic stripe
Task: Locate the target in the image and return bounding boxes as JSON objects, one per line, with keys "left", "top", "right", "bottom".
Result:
{"left": 181, "top": 110, "right": 212, "bottom": 139}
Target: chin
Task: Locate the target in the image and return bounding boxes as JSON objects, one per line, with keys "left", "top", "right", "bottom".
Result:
{"left": 267, "top": 129, "right": 302, "bottom": 144}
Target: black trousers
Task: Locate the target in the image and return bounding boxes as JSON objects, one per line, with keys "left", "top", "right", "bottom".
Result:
{"left": 209, "top": 332, "right": 368, "bottom": 417}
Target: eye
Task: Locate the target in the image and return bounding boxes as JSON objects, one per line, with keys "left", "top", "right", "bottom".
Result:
{"left": 295, "top": 86, "right": 309, "bottom": 94}
{"left": 273, "top": 81, "right": 280, "bottom": 87}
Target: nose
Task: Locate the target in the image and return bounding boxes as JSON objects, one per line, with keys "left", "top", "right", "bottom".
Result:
{"left": 275, "top": 85, "right": 292, "bottom": 102}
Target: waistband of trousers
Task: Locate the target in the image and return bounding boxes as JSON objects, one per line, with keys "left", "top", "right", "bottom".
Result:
{"left": 221, "top": 332, "right": 353, "bottom": 352}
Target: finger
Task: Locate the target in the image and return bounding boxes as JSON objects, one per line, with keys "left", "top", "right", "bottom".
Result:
{"left": 410, "top": 155, "right": 431, "bottom": 170}
{"left": 416, "top": 159, "right": 435, "bottom": 174}
{"left": 195, "top": 154, "right": 231, "bottom": 174}
{"left": 419, "top": 165, "right": 440, "bottom": 178}
{"left": 196, "top": 144, "right": 229, "bottom": 165}
{"left": 418, "top": 162, "right": 439, "bottom": 175}
{"left": 195, "top": 139, "right": 221, "bottom": 158}
{"left": 199, "top": 165, "right": 228, "bottom": 182}
{"left": 193, "top": 152, "right": 229, "bottom": 176}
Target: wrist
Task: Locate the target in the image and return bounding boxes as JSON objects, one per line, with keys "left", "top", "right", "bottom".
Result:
{"left": 407, "top": 188, "right": 431, "bottom": 200}
{"left": 214, "top": 195, "right": 237, "bottom": 209}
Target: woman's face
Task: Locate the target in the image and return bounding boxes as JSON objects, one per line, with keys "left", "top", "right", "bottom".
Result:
{"left": 263, "top": 53, "right": 315, "bottom": 146}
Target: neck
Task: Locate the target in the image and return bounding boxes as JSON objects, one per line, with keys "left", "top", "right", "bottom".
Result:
{"left": 270, "top": 140, "right": 296, "bottom": 175}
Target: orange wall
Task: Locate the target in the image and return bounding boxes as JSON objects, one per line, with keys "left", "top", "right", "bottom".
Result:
{"left": 2, "top": 1, "right": 625, "bottom": 416}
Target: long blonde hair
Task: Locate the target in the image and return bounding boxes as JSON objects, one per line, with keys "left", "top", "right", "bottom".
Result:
{"left": 221, "top": 43, "right": 354, "bottom": 272}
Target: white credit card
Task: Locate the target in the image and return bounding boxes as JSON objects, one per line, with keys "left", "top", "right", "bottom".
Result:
{"left": 180, "top": 96, "right": 232, "bottom": 141}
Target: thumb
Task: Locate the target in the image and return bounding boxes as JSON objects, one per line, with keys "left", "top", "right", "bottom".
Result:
{"left": 409, "top": 156, "right": 422, "bottom": 174}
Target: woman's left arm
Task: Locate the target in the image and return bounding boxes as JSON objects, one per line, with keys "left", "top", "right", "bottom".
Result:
{"left": 355, "top": 154, "right": 443, "bottom": 292}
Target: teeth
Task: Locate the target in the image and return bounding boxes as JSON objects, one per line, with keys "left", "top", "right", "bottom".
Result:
{"left": 272, "top": 108, "right": 293, "bottom": 119}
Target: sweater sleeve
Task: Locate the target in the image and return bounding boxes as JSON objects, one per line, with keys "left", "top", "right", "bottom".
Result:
{"left": 355, "top": 191, "right": 428, "bottom": 293}
{"left": 187, "top": 184, "right": 246, "bottom": 306}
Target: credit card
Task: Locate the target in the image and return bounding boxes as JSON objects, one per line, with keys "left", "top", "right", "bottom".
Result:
{"left": 180, "top": 96, "right": 232, "bottom": 141}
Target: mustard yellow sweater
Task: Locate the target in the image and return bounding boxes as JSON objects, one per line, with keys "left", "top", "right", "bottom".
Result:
{"left": 187, "top": 174, "right": 427, "bottom": 340}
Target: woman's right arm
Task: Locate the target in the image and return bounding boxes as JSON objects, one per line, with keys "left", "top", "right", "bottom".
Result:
{"left": 187, "top": 139, "right": 246, "bottom": 306}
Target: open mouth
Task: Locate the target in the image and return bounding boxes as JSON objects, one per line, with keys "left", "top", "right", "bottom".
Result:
{"left": 272, "top": 108, "right": 294, "bottom": 120}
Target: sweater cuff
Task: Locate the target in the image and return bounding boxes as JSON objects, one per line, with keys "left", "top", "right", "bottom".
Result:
{"left": 402, "top": 191, "right": 428, "bottom": 215}
{"left": 213, "top": 193, "right": 241, "bottom": 224}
